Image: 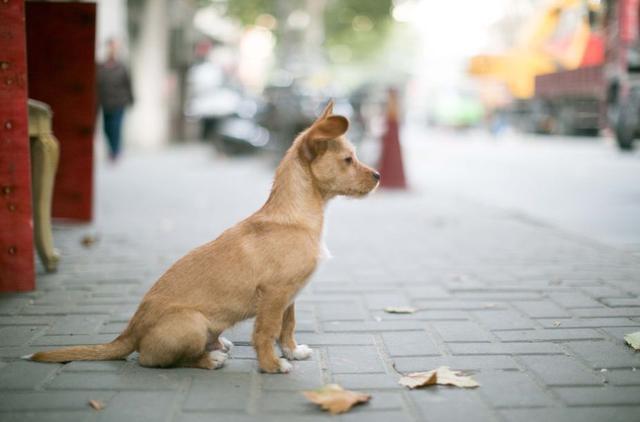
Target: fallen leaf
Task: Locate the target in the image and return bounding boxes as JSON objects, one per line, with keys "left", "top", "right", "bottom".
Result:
{"left": 399, "top": 366, "right": 479, "bottom": 389}
{"left": 88, "top": 399, "right": 104, "bottom": 411}
{"left": 384, "top": 306, "right": 416, "bottom": 314}
{"left": 624, "top": 331, "right": 640, "bottom": 350}
{"left": 552, "top": 321, "right": 562, "bottom": 327}
{"left": 303, "top": 384, "right": 370, "bottom": 414}
{"left": 81, "top": 234, "right": 98, "bottom": 247}
{"left": 398, "top": 370, "right": 437, "bottom": 388}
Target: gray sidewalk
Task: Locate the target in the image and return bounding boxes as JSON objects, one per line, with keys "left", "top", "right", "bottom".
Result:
{"left": 1, "top": 144, "right": 639, "bottom": 422}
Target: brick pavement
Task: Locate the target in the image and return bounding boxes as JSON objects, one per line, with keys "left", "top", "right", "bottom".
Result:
{"left": 1, "top": 145, "right": 639, "bottom": 421}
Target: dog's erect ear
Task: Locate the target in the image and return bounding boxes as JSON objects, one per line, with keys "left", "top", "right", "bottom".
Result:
{"left": 308, "top": 115, "right": 349, "bottom": 141}
{"left": 316, "top": 100, "right": 335, "bottom": 122}
{"left": 300, "top": 115, "right": 349, "bottom": 162}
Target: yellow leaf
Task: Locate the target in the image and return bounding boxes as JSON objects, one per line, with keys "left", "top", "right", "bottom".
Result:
{"left": 303, "top": 384, "right": 371, "bottom": 414}
{"left": 398, "top": 370, "right": 437, "bottom": 388}
{"left": 398, "top": 366, "right": 479, "bottom": 389}
{"left": 624, "top": 331, "right": 640, "bottom": 350}
{"left": 384, "top": 306, "right": 416, "bottom": 314}
{"left": 88, "top": 399, "right": 105, "bottom": 411}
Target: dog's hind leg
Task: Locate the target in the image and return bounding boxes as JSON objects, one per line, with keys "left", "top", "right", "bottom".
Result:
{"left": 138, "top": 309, "right": 211, "bottom": 368}
{"left": 279, "top": 303, "right": 312, "bottom": 360}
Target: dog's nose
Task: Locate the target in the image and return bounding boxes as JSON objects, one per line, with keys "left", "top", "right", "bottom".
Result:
{"left": 372, "top": 171, "right": 380, "bottom": 181}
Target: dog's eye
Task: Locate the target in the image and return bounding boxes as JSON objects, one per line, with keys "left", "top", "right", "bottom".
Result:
{"left": 344, "top": 157, "right": 353, "bottom": 164}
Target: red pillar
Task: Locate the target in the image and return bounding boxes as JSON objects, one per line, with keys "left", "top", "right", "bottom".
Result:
{"left": 0, "top": 0, "right": 35, "bottom": 291}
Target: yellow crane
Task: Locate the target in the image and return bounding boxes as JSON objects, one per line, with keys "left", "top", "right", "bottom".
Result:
{"left": 468, "top": 0, "right": 603, "bottom": 100}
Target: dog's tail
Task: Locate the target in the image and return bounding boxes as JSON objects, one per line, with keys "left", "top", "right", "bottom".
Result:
{"left": 24, "top": 333, "right": 135, "bottom": 363}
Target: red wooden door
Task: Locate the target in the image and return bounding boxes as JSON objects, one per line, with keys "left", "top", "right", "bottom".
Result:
{"left": 0, "top": 1, "right": 35, "bottom": 291}
{"left": 26, "top": 1, "right": 96, "bottom": 222}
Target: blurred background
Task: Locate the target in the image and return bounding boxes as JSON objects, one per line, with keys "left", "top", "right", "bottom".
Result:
{"left": 91, "top": 0, "right": 639, "bottom": 153}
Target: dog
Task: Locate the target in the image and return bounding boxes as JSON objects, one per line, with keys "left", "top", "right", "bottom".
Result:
{"left": 26, "top": 100, "right": 380, "bottom": 373}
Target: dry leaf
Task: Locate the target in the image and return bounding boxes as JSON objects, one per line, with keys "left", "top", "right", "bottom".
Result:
{"left": 303, "top": 384, "right": 370, "bottom": 414}
{"left": 624, "top": 331, "right": 640, "bottom": 350}
{"left": 552, "top": 321, "right": 562, "bottom": 327}
{"left": 399, "top": 366, "right": 479, "bottom": 389}
{"left": 81, "top": 234, "right": 98, "bottom": 247}
{"left": 88, "top": 399, "right": 105, "bottom": 411}
{"left": 384, "top": 306, "right": 416, "bottom": 314}
{"left": 398, "top": 370, "right": 437, "bottom": 388}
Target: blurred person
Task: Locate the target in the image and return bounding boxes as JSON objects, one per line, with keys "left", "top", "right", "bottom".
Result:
{"left": 185, "top": 39, "right": 240, "bottom": 144}
{"left": 97, "top": 38, "right": 134, "bottom": 161}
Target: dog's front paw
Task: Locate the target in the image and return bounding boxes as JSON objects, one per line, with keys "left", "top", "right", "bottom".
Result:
{"left": 282, "top": 344, "right": 313, "bottom": 360}
{"left": 278, "top": 358, "right": 293, "bottom": 373}
{"left": 260, "top": 358, "right": 293, "bottom": 374}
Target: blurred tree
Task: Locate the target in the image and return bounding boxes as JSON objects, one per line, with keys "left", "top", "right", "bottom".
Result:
{"left": 207, "top": 0, "right": 392, "bottom": 64}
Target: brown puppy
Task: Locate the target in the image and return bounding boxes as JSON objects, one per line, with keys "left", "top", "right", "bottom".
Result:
{"left": 26, "top": 101, "right": 379, "bottom": 373}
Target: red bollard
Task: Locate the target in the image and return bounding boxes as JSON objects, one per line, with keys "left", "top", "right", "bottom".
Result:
{"left": 378, "top": 88, "right": 407, "bottom": 189}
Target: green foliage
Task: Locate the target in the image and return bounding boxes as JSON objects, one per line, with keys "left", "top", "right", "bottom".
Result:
{"left": 324, "top": 0, "right": 393, "bottom": 61}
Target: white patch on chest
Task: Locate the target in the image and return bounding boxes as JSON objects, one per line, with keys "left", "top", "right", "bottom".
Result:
{"left": 318, "top": 218, "right": 332, "bottom": 260}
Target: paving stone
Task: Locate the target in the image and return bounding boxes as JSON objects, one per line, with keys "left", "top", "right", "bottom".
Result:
{"left": 604, "top": 369, "right": 640, "bottom": 385}
{"left": 567, "top": 341, "right": 640, "bottom": 369}
{"left": 0, "top": 391, "right": 115, "bottom": 410}
{"left": 537, "top": 318, "right": 640, "bottom": 328}
{"left": 475, "top": 370, "right": 555, "bottom": 408}
{"left": 0, "top": 361, "right": 60, "bottom": 389}
{"left": 381, "top": 331, "right": 440, "bottom": 356}
{"left": 46, "top": 369, "right": 187, "bottom": 390}
{"left": 61, "top": 361, "right": 126, "bottom": 372}
{"left": 340, "top": 410, "right": 413, "bottom": 422}
{"left": 316, "top": 302, "right": 367, "bottom": 321}
{"left": 393, "top": 355, "right": 519, "bottom": 372}
{"left": 447, "top": 342, "right": 563, "bottom": 355}
{"left": 0, "top": 326, "right": 45, "bottom": 346}
{"left": 327, "top": 346, "right": 386, "bottom": 373}
{"left": 472, "top": 309, "right": 536, "bottom": 330}
{"left": 519, "top": 355, "right": 603, "bottom": 386}
{"left": 96, "top": 391, "right": 177, "bottom": 422}
{"left": 571, "top": 307, "right": 640, "bottom": 318}
{"left": 260, "top": 360, "right": 323, "bottom": 390}
{"left": 364, "top": 293, "right": 411, "bottom": 309}
{"left": 323, "top": 321, "right": 425, "bottom": 332}
{"left": 409, "top": 388, "right": 497, "bottom": 422}
{"left": 332, "top": 373, "right": 401, "bottom": 389}
{"left": 601, "top": 297, "right": 640, "bottom": 307}
{"left": 501, "top": 407, "right": 640, "bottom": 422}
{"left": 30, "top": 334, "right": 116, "bottom": 347}
{"left": 296, "top": 333, "right": 375, "bottom": 345}
{"left": 494, "top": 328, "right": 604, "bottom": 342}
{"left": 513, "top": 301, "right": 571, "bottom": 318}
{"left": 46, "top": 315, "right": 107, "bottom": 335}
{"left": 431, "top": 321, "right": 493, "bottom": 342}
{"left": 183, "top": 373, "right": 251, "bottom": 411}
{"left": 0, "top": 411, "right": 94, "bottom": 422}
{"left": 549, "top": 292, "right": 602, "bottom": 308}
{"left": 555, "top": 386, "right": 640, "bottom": 406}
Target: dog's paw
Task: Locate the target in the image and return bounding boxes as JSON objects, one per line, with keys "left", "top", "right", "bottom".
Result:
{"left": 282, "top": 344, "right": 313, "bottom": 360}
{"left": 219, "top": 337, "right": 234, "bottom": 352}
{"left": 278, "top": 358, "right": 293, "bottom": 373}
{"left": 210, "top": 350, "right": 228, "bottom": 369}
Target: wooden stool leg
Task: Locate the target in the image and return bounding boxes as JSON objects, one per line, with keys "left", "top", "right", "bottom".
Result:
{"left": 30, "top": 131, "right": 60, "bottom": 273}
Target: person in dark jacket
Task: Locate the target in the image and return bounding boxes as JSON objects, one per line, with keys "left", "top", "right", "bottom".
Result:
{"left": 97, "top": 39, "right": 134, "bottom": 161}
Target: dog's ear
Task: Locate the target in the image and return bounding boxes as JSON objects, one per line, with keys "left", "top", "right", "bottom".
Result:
{"left": 300, "top": 115, "right": 349, "bottom": 161}
{"left": 316, "top": 100, "right": 335, "bottom": 122}
{"left": 308, "top": 115, "right": 349, "bottom": 140}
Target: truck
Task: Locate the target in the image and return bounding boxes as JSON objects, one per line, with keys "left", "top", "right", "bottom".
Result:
{"left": 469, "top": 0, "right": 640, "bottom": 150}
{"left": 533, "top": 0, "right": 640, "bottom": 150}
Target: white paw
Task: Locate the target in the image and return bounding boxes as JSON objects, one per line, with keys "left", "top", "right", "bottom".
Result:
{"left": 21, "top": 354, "right": 34, "bottom": 361}
{"left": 219, "top": 337, "right": 234, "bottom": 352}
{"left": 210, "top": 350, "right": 228, "bottom": 369}
{"left": 278, "top": 358, "right": 293, "bottom": 373}
{"left": 282, "top": 344, "right": 313, "bottom": 360}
